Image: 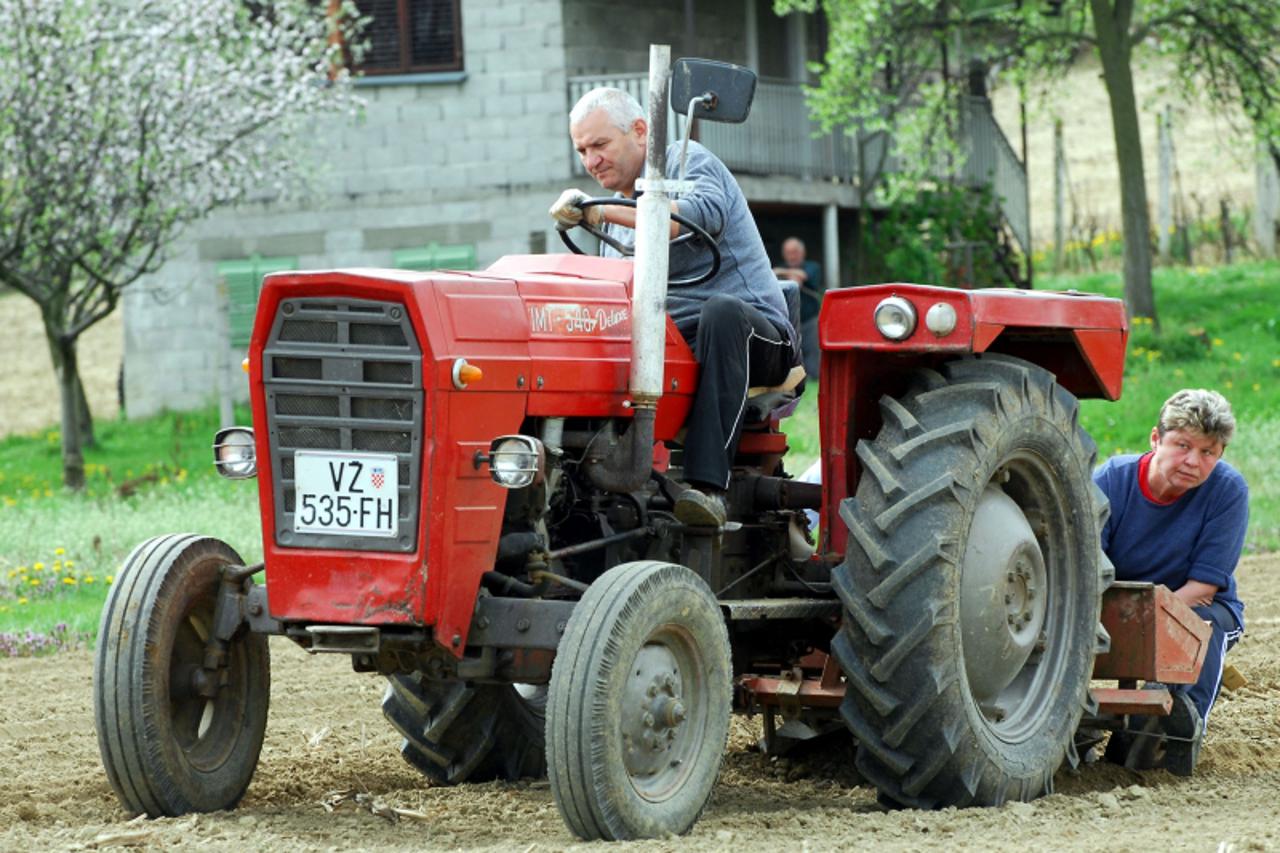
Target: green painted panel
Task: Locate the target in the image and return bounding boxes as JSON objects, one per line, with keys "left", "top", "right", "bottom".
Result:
{"left": 392, "top": 242, "right": 477, "bottom": 272}
{"left": 220, "top": 255, "right": 297, "bottom": 348}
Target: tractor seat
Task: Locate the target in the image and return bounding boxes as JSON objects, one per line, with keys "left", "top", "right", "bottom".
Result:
{"left": 744, "top": 279, "right": 806, "bottom": 423}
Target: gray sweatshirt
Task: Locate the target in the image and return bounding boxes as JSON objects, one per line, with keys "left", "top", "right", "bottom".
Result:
{"left": 600, "top": 141, "right": 795, "bottom": 347}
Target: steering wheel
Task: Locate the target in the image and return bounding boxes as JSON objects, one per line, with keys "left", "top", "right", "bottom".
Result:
{"left": 558, "top": 197, "right": 722, "bottom": 287}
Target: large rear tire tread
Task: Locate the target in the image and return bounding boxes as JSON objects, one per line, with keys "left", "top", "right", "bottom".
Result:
{"left": 833, "top": 354, "right": 1111, "bottom": 809}
{"left": 93, "top": 534, "right": 270, "bottom": 817}
{"left": 382, "top": 677, "right": 546, "bottom": 785}
{"left": 546, "top": 561, "right": 732, "bottom": 841}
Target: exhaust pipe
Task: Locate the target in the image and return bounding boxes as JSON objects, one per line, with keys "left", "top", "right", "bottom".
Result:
{"left": 585, "top": 45, "right": 672, "bottom": 494}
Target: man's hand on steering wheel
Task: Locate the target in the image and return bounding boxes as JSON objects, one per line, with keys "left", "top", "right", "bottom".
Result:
{"left": 548, "top": 193, "right": 722, "bottom": 287}
{"left": 549, "top": 189, "right": 604, "bottom": 231}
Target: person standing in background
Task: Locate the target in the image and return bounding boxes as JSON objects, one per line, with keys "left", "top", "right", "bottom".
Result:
{"left": 773, "top": 237, "right": 823, "bottom": 378}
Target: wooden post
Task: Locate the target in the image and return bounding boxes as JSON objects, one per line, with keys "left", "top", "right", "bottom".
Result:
{"left": 1053, "top": 119, "right": 1065, "bottom": 273}
{"left": 1220, "top": 197, "right": 1233, "bottom": 264}
{"left": 1157, "top": 105, "right": 1173, "bottom": 264}
{"left": 1256, "top": 141, "right": 1279, "bottom": 258}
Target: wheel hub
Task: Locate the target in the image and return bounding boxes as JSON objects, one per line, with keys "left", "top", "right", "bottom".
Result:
{"left": 622, "top": 647, "right": 688, "bottom": 778}
{"left": 959, "top": 486, "right": 1047, "bottom": 712}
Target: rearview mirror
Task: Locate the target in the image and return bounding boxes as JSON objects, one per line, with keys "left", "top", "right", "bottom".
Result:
{"left": 670, "top": 58, "right": 756, "bottom": 124}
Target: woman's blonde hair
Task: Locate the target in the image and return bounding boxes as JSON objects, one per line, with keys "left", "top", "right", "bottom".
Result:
{"left": 1157, "top": 388, "right": 1236, "bottom": 446}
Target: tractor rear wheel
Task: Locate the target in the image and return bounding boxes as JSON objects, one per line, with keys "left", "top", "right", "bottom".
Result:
{"left": 834, "top": 354, "right": 1112, "bottom": 808}
{"left": 546, "top": 561, "right": 731, "bottom": 840}
{"left": 94, "top": 534, "right": 270, "bottom": 817}
{"left": 382, "top": 676, "right": 546, "bottom": 784}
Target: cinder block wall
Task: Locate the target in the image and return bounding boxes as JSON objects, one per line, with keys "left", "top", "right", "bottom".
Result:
{"left": 124, "top": 0, "right": 585, "bottom": 418}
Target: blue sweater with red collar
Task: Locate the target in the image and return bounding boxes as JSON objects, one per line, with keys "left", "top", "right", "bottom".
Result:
{"left": 1093, "top": 452, "right": 1248, "bottom": 632}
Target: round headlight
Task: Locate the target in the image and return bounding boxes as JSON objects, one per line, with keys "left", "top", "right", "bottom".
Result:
{"left": 925, "top": 302, "right": 958, "bottom": 337}
{"left": 874, "top": 296, "right": 917, "bottom": 341}
{"left": 213, "top": 428, "right": 257, "bottom": 479}
{"left": 488, "top": 437, "right": 545, "bottom": 489}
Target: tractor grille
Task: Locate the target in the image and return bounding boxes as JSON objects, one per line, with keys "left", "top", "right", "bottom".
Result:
{"left": 263, "top": 297, "right": 424, "bottom": 552}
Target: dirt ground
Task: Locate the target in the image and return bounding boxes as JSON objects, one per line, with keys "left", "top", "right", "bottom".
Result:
{"left": 1, "top": 555, "right": 1277, "bottom": 852}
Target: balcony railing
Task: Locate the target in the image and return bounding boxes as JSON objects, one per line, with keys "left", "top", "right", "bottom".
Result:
{"left": 567, "top": 75, "right": 1029, "bottom": 254}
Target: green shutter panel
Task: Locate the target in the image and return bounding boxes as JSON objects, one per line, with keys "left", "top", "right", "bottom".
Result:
{"left": 220, "top": 255, "right": 298, "bottom": 348}
{"left": 392, "top": 242, "right": 477, "bottom": 271}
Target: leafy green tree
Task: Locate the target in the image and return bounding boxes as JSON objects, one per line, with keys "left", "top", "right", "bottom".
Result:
{"left": 781, "top": 0, "right": 1280, "bottom": 326}
{"left": 0, "top": 0, "right": 363, "bottom": 489}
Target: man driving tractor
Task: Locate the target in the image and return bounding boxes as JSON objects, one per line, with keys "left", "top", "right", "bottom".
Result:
{"left": 549, "top": 86, "right": 800, "bottom": 529}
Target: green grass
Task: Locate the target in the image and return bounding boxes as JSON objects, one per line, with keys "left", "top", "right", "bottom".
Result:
{"left": 2, "top": 259, "right": 1278, "bottom": 647}
{"left": 1, "top": 404, "right": 263, "bottom": 651}
{"left": 0, "top": 404, "right": 251, "bottom": 502}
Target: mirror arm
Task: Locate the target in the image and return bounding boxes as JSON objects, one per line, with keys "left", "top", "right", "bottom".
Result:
{"left": 678, "top": 92, "right": 715, "bottom": 182}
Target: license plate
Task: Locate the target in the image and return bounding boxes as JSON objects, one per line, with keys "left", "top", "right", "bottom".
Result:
{"left": 294, "top": 450, "right": 399, "bottom": 537}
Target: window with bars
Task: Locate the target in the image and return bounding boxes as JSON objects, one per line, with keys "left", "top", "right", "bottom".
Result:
{"left": 352, "top": 0, "right": 463, "bottom": 75}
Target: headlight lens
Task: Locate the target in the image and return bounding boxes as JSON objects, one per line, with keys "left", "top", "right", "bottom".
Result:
{"left": 213, "top": 427, "right": 257, "bottom": 479}
{"left": 873, "top": 296, "right": 917, "bottom": 341}
{"left": 925, "top": 302, "right": 958, "bottom": 337}
{"left": 486, "top": 436, "right": 546, "bottom": 489}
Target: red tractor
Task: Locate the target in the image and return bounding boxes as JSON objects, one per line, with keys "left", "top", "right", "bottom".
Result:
{"left": 93, "top": 49, "right": 1210, "bottom": 840}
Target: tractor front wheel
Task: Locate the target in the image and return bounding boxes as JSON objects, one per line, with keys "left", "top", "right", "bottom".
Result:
{"left": 546, "top": 561, "right": 732, "bottom": 840}
{"left": 834, "top": 354, "right": 1112, "bottom": 808}
{"left": 94, "top": 534, "right": 270, "bottom": 817}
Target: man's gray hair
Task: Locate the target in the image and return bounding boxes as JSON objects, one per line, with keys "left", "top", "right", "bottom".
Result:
{"left": 1157, "top": 388, "right": 1236, "bottom": 446}
{"left": 570, "top": 87, "right": 645, "bottom": 132}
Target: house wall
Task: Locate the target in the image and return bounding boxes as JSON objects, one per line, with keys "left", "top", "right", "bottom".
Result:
{"left": 124, "top": 0, "right": 581, "bottom": 418}
{"left": 563, "top": 0, "right": 748, "bottom": 76}
{"left": 123, "top": 0, "right": 855, "bottom": 418}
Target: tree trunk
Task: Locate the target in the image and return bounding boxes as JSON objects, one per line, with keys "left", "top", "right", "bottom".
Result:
{"left": 1089, "top": 0, "right": 1158, "bottom": 327}
{"left": 45, "top": 325, "right": 97, "bottom": 448}
{"left": 75, "top": 371, "right": 96, "bottom": 447}
{"left": 46, "top": 332, "right": 87, "bottom": 489}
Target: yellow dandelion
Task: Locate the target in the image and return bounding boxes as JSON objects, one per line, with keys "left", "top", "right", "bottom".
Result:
{"left": 0, "top": 606, "right": 7, "bottom": 614}
{"left": 1253, "top": 383, "right": 1262, "bottom": 391}
{"left": 62, "top": 577, "right": 77, "bottom": 585}
{"left": 1212, "top": 338, "right": 1225, "bottom": 347}
{"left": 1146, "top": 350, "right": 1159, "bottom": 361}
{"left": 29, "top": 578, "right": 40, "bottom": 586}
{"left": 1273, "top": 359, "right": 1280, "bottom": 368}
{"left": 33, "top": 562, "right": 44, "bottom": 571}
{"left": 1225, "top": 380, "right": 1234, "bottom": 389}
{"left": 17, "top": 597, "right": 28, "bottom": 606}
{"left": 1232, "top": 352, "right": 1243, "bottom": 361}
{"left": 85, "top": 576, "right": 96, "bottom": 585}
{"left": 65, "top": 560, "right": 74, "bottom": 569}
{"left": 2, "top": 497, "right": 14, "bottom": 507}
{"left": 52, "top": 561, "right": 61, "bottom": 571}
{"left": 106, "top": 574, "right": 114, "bottom": 584}
{"left": 53, "top": 547, "right": 65, "bottom": 556}
{"left": 42, "top": 489, "right": 52, "bottom": 498}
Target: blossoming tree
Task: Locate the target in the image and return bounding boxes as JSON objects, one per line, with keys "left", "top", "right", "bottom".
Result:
{"left": 0, "top": 0, "right": 363, "bottom": 488}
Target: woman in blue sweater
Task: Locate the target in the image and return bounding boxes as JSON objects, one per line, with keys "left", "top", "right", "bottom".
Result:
{"left": 1094, "top": 388, "right": 1248, "bottom": 765}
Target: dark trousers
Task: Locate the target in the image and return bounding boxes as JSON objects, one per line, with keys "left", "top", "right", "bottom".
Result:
{"left": 676, "top": 294, "right": 795, "bottom": 490}
{"left": 800, "top": 315, "right": 820, "bottom": 378}
{"left": 1179, "top": 600, "right": 1243, "bottom": 727}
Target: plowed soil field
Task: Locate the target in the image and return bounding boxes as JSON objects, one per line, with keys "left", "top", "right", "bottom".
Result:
{"left": 1, "top": 554, "right": 1278, "bottom": 851}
